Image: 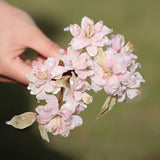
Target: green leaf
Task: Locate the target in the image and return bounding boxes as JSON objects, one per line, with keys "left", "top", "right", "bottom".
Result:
{"left": 96, "top": 95, "right": 117, "bottom": 119}
{"left": 6, "top": 112, "right": 37, "bottom": 129}
{"left": 38, "top": 124, "right": 50, "bottom": 143}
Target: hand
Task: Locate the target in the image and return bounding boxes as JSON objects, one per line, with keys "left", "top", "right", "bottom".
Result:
{"left": 0, "top": 1, "right": 61, "bottom": 85}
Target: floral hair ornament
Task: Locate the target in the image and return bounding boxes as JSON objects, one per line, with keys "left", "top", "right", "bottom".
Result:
{"left": 6, "top": 17, "right": 145, "bottom": 142}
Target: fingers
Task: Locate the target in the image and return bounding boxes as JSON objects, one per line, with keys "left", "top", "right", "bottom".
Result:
{"left": 0, "top": 54, "right": 48, "bottom": 85}
{"left": 25, "top": 27, "right": 61, "bottom": 59}
{"left": 0, "top": 76, "right": 17, "bottom": 84}
{"left": 1, "top": 57, "right": 32, "bottom": 85}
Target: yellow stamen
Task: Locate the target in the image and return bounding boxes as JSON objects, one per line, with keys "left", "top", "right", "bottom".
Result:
{"left": 34, "top": 68, "right": 48, "bottom": 80}
{"left": 86, "top": 23, "right": 94, "bottom": 38}
{"left": 103, "top": 69, "right": 112, "bottom": 79}
{"left": 123, "top": 41, "right": 134, "bottom": 52}
{"left": 137, "top": 90, "right": 142, "bottom": 96}
{"left": 51, "top": 116, "right": 61, "bottom": 132}
{"left": 82, "top": 94, "right": 92, "bottom": 104}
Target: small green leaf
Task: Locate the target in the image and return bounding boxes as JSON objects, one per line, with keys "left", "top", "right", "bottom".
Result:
{"left": 96, "top": 95, "right": 117, "bottom": 119}
{"left": 38, "top": 124, "right": 50, "bottom": 143}
{"left": 6, "top": 112, "right": 37, "bottom": 129}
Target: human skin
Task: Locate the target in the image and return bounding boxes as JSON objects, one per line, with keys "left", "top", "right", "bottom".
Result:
{"left": 0, "top": 1, "right": 61, "bottom": 85}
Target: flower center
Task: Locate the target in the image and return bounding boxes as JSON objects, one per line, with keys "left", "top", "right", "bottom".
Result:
{"left": 82, "top": 94, "right": 92, "bottom": 104}
{"left": 122, "top": 41, "right": 134, "bottom": 52}
{"left": 34, "top": 68, "right": 48, "bottom": 80}
{"left": 86, "top": 23, "right": 94, "bottom": 38}
{"left": 103, "top": 68, "right": 112, "bottom": 79}
{"left": 51, "top": 116, "right": 61, "bottom": 132}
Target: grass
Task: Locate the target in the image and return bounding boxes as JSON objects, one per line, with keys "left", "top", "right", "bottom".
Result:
{"left": 1, "top": 0, "right": 160, "bottom": 159}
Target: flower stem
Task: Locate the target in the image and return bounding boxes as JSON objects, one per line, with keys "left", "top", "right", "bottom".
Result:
{"left": 59, "top": 88, "right": 64, "bottom": 108}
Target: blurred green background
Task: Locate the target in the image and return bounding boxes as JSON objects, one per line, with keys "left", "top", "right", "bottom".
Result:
{"left": 0, "top": 0, "right": 160, "bottom": 160}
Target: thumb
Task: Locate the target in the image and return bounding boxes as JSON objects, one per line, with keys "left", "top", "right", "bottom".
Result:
{"left": 25, "top": 27, "right": 61, "bottom": 59}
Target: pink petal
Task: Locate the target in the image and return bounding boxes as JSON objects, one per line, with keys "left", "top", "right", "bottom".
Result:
{"left": 60, "top": 108, "right": 72, "bottom": 121}
{"left": 117, "top": 93, "right": 126, "bottom": 102}
{"left": 75, "top": 70, "right": 94, "bottom": 79}
{"left": 106, "top": 58, "right": 115, "bottom": 69}
{"left": 100, "top": 25, "right": 113, "bottom": 36}
{"left": 86, "top": 45, "right": 98, "bottom": 56}
{"left": 45, "top": 57, "right": 59, "bottom": 69}
{"left": 73, "top": 91, "right": 82, "bottom": 101}
{"left": 51, "top": 66, "right": 66, "bottom": 79}
{"left": 45, "top": 95, "right": 59, "bottom": 110}
{"left": 73, "top": 53, "right": 90, "bottom": 70}
{"left": 60, "top": 127, "right": 70, "bottom": 137}
{"left": 70, "top": 37, "right": 90, "bottom": 50}
{"left": 36, "top": 105, "right": 44, "bottom": 114}
{"left": 75, "top": 103, "right": 87, "bottom": 114}
{"left": 70, "top": 24, "right": 81, "bottom": 37}
{"left": 72, "top": 115, "right": 83, "bottom": 127}
{"left": 81, "top": 16, "right": 94, "bottom": 33}
{"left": 94, "top": 21, "right": 103, "bottom": 33}
{"left": 104, "top": 75, "right": 121, "bottom": 95}
{"left": 118, "top": 72, "right": 130, "bottom": 82}
{"left": 111, "top": 34, "right": 125, "bottom": 51}
{"left": 91, "top": 34, "right": 103, "bottom": 42}
{"left": 127, "top": 88, "right": 138, "bottom": 99}
{"left": 91, "top": 76, "right": 106, "bottom": 92}
{"left": 61, "top": 101, "right": 76, "bottom": 113}
{"left": 44, "top": 81, "right": 54, "bottom": 93}
{"left": 112, "top": 64, "right": 127, "bottom": 74}
{"left": 37, "top": 112, "right": 53, "bottom": 124}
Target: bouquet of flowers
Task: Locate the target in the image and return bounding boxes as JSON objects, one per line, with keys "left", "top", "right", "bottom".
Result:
{"left": 6, "top": 17, "right": 145, "bottom": 142}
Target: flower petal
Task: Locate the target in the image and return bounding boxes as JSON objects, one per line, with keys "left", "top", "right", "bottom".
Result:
{"left": 104, "top": 75, "right": 121, "bottom": 95}
{"left": 81, "top": 16, "right": 94, "bottom": 33}
{"left": 72, "top": 115, "right": 83, "bottom": 127}
{"left": 127, "top": 88, "right": 138, "bottom": 99}
{"left": 70, "top": 37, "right": 90, "bottom": 50}
{"left": 75, "top": 69, "right": 94, "bottom": 79}
{"left": 100, "top": 25, "right": 113, "bottom": 36}
{"left": 64, "top": 24, "right": 81, "bottom": 37}
{"left": 86, "top": 45, "right": 98, "bottom": 56}
{"left": 45, "top": 95, "right": 59, "bottom": 110}
{"left": 94, "top": 21, "right": 103, "bottom": 33}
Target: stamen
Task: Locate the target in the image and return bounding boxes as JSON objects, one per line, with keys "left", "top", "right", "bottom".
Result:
{"left": 137, "top": 90, "right": 142, "bottom": 96}
{"left": 86, "top": 23, "right": 94, "bottom": 38}
{"left": 103, "top": 69, "right": 112, "bottom": 79}
{"left": 52, "top": 116, "right": 61, "bottom": 132}
{"left": 82, "top": 94, "right": 92, "bottom": 104}
{"left": 34, "top": 68, "right": 48, "bottom": 80}
{"left": 123, "top": 41, "right": 134, "bottom": 52}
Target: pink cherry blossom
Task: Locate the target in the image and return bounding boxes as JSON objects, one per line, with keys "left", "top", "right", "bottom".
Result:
{"left": 104, "top": 74, "right": 121, "bottom": 95}
{"left": 46, "top": 113, "right": 82, "bottom": 137}
{"left": 105, "top": 50, "right": 127, "bottom": 74}
{"left": 117, "top": 71, "right": 145, "bottom": 102}
{"left": 36, "top": 94, "right": 83, "bottom": 137}
{"left": 64, "top": 16, "right": 112, "bottom": 56}
{"left": 110, "top": 34, "right": 125, "bottom": 53}
{"left": 36, "top": 95, "right": 58, "bottom": 124}
{"left": 90, "top": 62, "right": 106, "bottom": 92}
{"left": 27, "top": 57, "right": 67, "bottom": 100}
{"left": 60, "top": 47, "right": 94, "bottom": 79}
{"left": 63, "top": 73, "right": 92, "bottom": 114}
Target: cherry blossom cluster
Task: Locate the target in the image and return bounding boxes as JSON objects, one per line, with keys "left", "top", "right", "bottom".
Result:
{"left": 7, "top": 17, "right": 145, "bottom": 142}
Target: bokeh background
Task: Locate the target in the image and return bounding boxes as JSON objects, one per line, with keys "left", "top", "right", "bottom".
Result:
{"left": 0, "top": 0, "right": 160, "bottom": 160}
